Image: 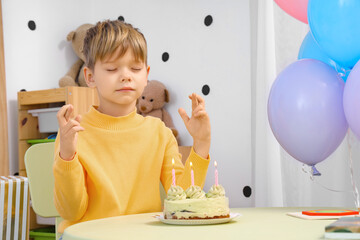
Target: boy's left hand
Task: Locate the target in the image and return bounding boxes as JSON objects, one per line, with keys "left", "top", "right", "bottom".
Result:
{"left": 178, "top": 93, "right": 211, "bottom": 158}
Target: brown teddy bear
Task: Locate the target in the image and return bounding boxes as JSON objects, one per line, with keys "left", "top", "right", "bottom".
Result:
{"left": 137, "top": 80, "right": 179, "bottom": 139}
{"left": 59, "top": 23, "right": 94, "bottom": 87}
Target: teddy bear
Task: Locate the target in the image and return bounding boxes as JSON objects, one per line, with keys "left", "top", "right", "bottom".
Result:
{"left": 59, "top": 23, "right": 94, "bottom": 87}
{"left": 137, "top": 80, "right": 179, "bottom": 139}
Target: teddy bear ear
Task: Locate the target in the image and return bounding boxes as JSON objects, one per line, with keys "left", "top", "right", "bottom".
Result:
{"left": 164, "top": 89, "right": 170, "bottom": 103}
{"left": 67, "top": 31, "right": 76, "bottom": 41}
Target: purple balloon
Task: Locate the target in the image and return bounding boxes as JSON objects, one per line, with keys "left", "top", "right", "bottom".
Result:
{"left": 268, "top": 59, "right": 348, "bottom": 166}
{"left": 344, "top": 60, "right": 360, "bottom": 140}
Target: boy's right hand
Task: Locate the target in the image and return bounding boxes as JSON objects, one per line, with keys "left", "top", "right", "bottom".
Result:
{"left": 57, "top": 104, "right": 84, "bottom": 161}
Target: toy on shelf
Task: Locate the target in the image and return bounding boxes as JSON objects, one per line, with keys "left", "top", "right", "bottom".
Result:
{"left": 59, "top": 23, "right": 94, "bottom": 87}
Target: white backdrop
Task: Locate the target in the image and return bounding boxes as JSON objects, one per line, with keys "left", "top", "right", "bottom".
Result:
{"left": 3, "top": 0, "right": 253, "bottom": 207}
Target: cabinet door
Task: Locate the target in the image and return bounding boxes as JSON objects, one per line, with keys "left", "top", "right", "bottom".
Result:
{"left": 18, "top": 110, "right": 43, "bottom": 140}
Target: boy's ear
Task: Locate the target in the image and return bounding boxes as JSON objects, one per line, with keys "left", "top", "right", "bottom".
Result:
{"left": 84, "top": 67, "right": 96, "bottom": 88}
{"left": 146, "top": 66, "right": 150, "bottom": 77}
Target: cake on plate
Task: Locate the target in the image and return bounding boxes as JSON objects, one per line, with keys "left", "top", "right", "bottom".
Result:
{"left": 163, "top": 184, "right": 230, "bottom": 219}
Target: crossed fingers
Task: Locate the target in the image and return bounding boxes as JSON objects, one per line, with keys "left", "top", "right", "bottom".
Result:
{"left": 190, "top": 93, "right": 206, "bottom": 118}
{"left": 57, "top": 104, "right": 84, "bottom": 134}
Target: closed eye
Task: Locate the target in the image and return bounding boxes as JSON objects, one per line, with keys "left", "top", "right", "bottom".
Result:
{"left": 107, "top": 68, "right": 117, "bottom": 72}
{"left": 132, "top": 68, "right": 142, "bottom": 71}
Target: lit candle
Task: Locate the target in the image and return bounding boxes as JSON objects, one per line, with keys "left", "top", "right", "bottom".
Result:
{"left": 214, "top": 161, "right": 218, "bottom": 186}
{"left": 190, "top": 162, "right": 194, "bottom": 186}
{"left": 172, "top": 158, "right": 176, "bottom": 186}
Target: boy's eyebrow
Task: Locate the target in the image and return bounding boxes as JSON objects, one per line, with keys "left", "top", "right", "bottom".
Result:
{"left": 102, "top": 55, "right": 119, "bottom": 64}
{"left": 102, "top": 58, "right": 144, "bottom": 65}
{"left": 102, "top": 60, "right": 116, "bottom": 64}
{"left": 132, "top": 60, "right": 144, "bottom": 65}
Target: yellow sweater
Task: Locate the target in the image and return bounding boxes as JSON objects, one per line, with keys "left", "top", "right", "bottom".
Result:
{"left": 53, "top": 106, "right": 210, "bottom": 232}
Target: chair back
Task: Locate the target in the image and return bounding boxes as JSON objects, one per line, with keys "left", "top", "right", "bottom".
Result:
{"left": 24, "top": 142, "right": 59, "bottom": 218}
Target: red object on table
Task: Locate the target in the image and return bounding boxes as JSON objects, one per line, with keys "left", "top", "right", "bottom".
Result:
{"left": 302, "top": 209, "right": 359, "bottom": 216}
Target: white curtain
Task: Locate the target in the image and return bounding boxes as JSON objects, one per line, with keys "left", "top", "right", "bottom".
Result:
{"left": 251, "top": 0, "right": 283, "bottom": 207}
{"left": 251, "top": 0, "right": 360, "bottom": 208}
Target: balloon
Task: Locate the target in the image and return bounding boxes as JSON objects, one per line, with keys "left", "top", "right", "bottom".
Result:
{"left": 274, "top": 0, "right": 308, "bottom": 24}
{"left": 298, "top": 31, "right": 350, "bottom": 82}
{"left": 344, "top": 60, "right": 360, "bottom": 140}
{"left": 268, "top": 59, "right": 348, "bottom": 166}
{"left": 308, "top": 0, "right": 360, "bottom": 68}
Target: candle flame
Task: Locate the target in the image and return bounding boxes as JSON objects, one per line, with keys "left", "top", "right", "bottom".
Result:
{"left": 190, "top": 162, "right": 193, "bottom": 167}
{"left": 172, "top": 158, "right": 174, "bottom": 165}
{"left": 214, "top": 161, "right": 217, "bottom": 167}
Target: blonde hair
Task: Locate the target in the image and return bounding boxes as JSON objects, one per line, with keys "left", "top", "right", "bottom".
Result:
{"left": 83, "top": 20, "right": 147, "bottom": 70}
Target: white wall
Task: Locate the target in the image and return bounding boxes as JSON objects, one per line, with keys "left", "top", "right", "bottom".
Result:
{"left": 3, "top": 0, "right": 253, "bottom": 207}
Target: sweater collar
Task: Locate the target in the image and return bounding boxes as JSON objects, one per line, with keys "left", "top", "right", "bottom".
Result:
{"left": 85, "top": 106, "right": 144, "bottom": 130}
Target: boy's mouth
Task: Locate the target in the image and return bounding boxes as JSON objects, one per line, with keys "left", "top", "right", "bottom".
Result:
{"left": 117, "top": 87, "right": 134, "bottom": 91}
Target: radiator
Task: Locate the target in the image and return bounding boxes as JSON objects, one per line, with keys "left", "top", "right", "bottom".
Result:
{"left": 0, "top": 176, "right": 29, "bottom": 240}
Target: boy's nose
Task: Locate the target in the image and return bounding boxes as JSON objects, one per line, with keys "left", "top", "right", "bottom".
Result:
{"left": 120, "top": 69, "right": 132, "bottom": 82}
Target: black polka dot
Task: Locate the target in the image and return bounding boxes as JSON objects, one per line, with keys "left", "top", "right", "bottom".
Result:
{"left": 118, "top": 16, "right": 125, "bottom": 22}
{"left": 202, "top": 85, "right": 210, "bottom": 95}
{"left": 243, "top": 186, "right": 252, "bottom": 198}
{"left": 162, "top": 52, "right": 169, "bottom": 62}
{"left": 204, "top": 15, "right": 213, "bottom": 26}
{"left": 28, "top": 20, "right": 36, "bottom": 30}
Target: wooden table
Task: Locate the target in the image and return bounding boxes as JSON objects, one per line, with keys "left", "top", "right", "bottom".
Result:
{"left": 61, "top": 207, "right": 345, "bottom": 240}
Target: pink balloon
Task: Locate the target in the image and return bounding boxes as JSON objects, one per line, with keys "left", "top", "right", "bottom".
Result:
{"left": 274, "top": 0, "right": 308, "bottom": 24}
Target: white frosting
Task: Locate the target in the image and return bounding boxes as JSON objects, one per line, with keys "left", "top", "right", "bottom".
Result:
{"left": 164, "top": 197, "right": 229, "bottom": 219}
{"left": 166, "top": 185, "right": 186, "bottom": 201}
{"left": 185, "top": 185, "right": 206, "bottom": 199}
{"left": 164, "top": 184, "right": 230, "bottom": 219}
{"left": 206, "top": 184, "right": 225, "bottom": 198}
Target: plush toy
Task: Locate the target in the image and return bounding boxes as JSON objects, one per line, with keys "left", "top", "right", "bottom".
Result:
{"left": 59, "top": 23, "right": 94, "bottom": 87}
{"left": 137, "top": 80, "right": 179, "bottom": 139}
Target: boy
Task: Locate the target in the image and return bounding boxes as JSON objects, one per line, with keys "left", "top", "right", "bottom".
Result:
{"left": 53, "top": 20, "right": 211, "bottom": 233}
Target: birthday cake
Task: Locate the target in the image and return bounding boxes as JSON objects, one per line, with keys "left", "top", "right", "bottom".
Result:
{"left": 163, "top": 184, "right": 230, "bottom": 219}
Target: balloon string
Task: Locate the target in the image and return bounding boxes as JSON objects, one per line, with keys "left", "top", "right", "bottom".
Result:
{"left": 302, "top": 165, "right": 353, "bottom": 193}
{"left": 302, "top": 130, "right": 360, "bottom": 209}
{"left": 347, "top": 130, "right": 360, "bottom": 209}
{"left": 335, "top": 65, "right": 345, "bottom": 77}
{"left": 333, "top": 64, "right": 341, "bottom": 76}
{"left": 335, "top": 66, "right": 352, "bottom": 78}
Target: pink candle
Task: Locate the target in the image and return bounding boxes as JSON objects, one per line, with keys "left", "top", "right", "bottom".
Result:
{"left": 190, "top": 162, "right": 194, "bottom": 186}
{"left": 214, "top": 161, "right": 218, "bottom": 186}
{"left": 172, "top": 158, "right": 176, "bottom": 186}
